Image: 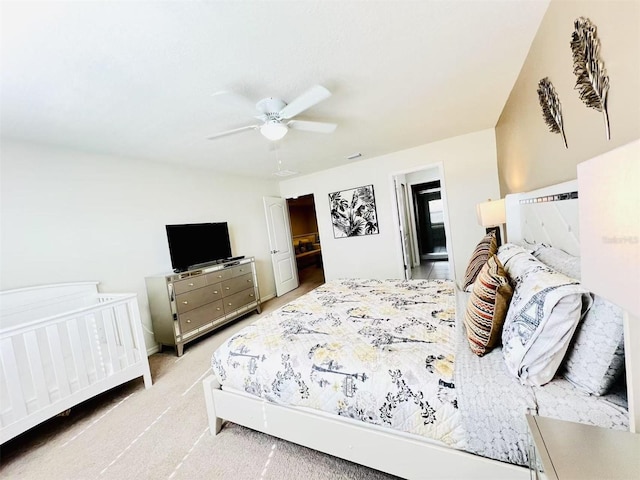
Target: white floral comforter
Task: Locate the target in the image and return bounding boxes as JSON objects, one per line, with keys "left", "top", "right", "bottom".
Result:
{"left": 212, "top": 278, "right": 467, "bottom": 449}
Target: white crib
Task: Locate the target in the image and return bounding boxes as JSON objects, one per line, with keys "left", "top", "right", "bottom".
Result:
{"left": 0, "top": 282, "right": 152, "bottom": 444}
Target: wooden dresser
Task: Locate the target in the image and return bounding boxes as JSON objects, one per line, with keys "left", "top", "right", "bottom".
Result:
{"left": 145, "top": 257, "right": 260, "bottom": 356}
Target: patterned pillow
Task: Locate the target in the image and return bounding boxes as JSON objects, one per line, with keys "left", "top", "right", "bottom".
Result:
{"left": 464, "top": 255, "right": 513, "bottom": 356}
{"left": 530, "top": 245, "right": 626, "bottom": 395}
{"left": 500, "top": 250, "right": 592, "bottom": 387}
{"left": 561, "top": 296, "right": 625, "bottom": 395}
{"left": 531, "top": 245, "right": 581, "bottom": 281}
{"left": 462, "top": 230, "right": 497, "bottom": 292}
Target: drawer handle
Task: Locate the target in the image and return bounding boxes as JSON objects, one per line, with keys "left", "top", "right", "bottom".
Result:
{"left": 188, "top": 283, "right": 194, "bottom": 286}
{"left": 186, "top": 319, "right": 191, "bottom": 323}
{"left": 228, "top": 302, "right": 232, "bottom": 306}
{"left": 182, "top": 301, "right": 188, "bottom": 304}
{"left": 247, "top": 279, "right": 251, "bottom": 283}
{"left": 216, "top": 307, "right": 221, "bottom": 311}
{"left": 250, "top": 294, "right": 254, "bottom": 297}
{"left": 225, "top": 287, "right": 230, "bottom": 290}
{"left": 213, "top": 290, "right": 218, "bottom": 294}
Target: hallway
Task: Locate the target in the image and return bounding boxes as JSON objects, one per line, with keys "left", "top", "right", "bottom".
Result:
{"left": 411, "top": 260, "right": 450, "bottom": 280}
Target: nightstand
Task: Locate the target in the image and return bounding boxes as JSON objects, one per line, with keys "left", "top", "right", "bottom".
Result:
{"left": 526, "top": 414, "right": 640, "bottom": 480}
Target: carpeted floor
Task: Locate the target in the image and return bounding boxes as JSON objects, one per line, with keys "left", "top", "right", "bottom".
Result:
{"left": 0, "top": 267, "right": 398, "bottom": 479}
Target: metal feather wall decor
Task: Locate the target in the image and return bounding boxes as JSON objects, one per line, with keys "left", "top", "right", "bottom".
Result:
{"left": 537, "top": 77, "right": 568, "bottom": 149}
{"left": 571, "top": 17, "right": 611, "bottom": 140}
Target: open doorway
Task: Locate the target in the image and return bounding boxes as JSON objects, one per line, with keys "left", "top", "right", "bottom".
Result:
{"left": 411, "top": 180, "right": 449, "bottom": 280}
{"left": 412, "top": 181, "right": 448, "bottom": 261}
{"left": 286, "top": 194, "right": 325, "bottom": 287}
{"left": 392, "top": 166, "right": 453, "bottom": 281}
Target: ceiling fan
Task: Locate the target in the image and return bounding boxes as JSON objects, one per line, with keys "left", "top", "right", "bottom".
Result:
{"left": 208, "top": 85, "right": 337, "bottom": 141}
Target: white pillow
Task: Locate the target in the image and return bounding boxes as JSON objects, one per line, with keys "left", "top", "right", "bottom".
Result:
{"left": 562, "top": 296, "right": 625, "bottom": 395}
{"left": 529, "top": 245, "right": 626, "bottom": 395}
{"left": 496, "top": 243, "right": 530, "bottom": 267}
{"left": 499, "top": 247, "right": 592, "bottom": 387}
{"left": 531, "top": 245, "right": 581, "bottom": 281}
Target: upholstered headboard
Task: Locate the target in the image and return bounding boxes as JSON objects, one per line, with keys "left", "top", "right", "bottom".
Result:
{"left": 503, "top": 176, "right": 638, "bottom": 434}
{"left": 505, "top": 180, "right": 579, "bottom": 255}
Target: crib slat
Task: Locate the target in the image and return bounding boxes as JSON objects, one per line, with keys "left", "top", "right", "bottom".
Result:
{"left": 127, "top": 299, "right": 144, "bottom": 354}
{"left": 66, "top": 318, "right": 89, "bottom": 388}
{"left": 45, "top": 325, "right": 71, "bottom": 398}
{"left": 0, "top": 337, "right": 28, "bottom": 420}
{"left": 85, "top": 314, "right": 106, "bottom": 382}
{"left": 23, "top": 331, "right": 50, "bottom": 409}
{"left": 116, "top": 304, "right": 136, "bottom": 366}
{"left": 102, "top": 309, "right": 121, "bottom": 373}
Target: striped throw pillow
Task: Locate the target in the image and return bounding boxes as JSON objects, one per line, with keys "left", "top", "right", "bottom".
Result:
{"left": 464, "top": 255, "right": 513, "bottom": 356}
{"left": 462, "top": 230, "right": 498, "bottom": 292}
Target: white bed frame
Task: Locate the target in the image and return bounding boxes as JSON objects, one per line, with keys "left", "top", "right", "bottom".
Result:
{"left": 203, "top": 173, "right": 638, "bottom": 477}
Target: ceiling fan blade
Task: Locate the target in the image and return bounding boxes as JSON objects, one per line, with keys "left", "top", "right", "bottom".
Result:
{"left": 279, "top": 85, "right": 332, "bottom": 119}
{"left": 211, "top": 90, "right": 258, "bottom": 113}
{"left": 207, "top": 125, "right": 259, "bottom": 140}
{"left": 287, "top": 120, "right": 337, "bottom": 134}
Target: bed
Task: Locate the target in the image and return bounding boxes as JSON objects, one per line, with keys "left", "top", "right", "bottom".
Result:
{"left": 203, "top": 175, "right": 635, "bottom": 478}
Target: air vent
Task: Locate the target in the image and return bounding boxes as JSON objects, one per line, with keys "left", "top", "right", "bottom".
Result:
{"left": 273, "top": 170, "right": 298, "bottom": 177}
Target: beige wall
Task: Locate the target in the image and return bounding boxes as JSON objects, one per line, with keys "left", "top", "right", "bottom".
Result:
{"left": 496, "top": 0, "right": 640, "bottom": 195}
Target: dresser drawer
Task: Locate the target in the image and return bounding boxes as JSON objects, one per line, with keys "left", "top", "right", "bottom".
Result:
{"left": 204, "top": 268, "right": 233, "bottom": 284}
{"left": 175, "top": 284, "right": 223, "bottom": 314}
{"left": 221, "top": 274, "right": 254, "bottom": 297}
{"left": 179, "top": 300, "right": 225, "bottom": 334}
{"left": 229, "top": 264, "right": 253, "bottom": 278}
{"left": 173, "top": 275, "right": 207, "bottom": 295}
{"left": 223, "top": 288, "right": 257, "bottom": 313}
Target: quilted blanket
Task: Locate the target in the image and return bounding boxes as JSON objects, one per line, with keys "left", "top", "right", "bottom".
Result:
{"left": 212, "top": 278, "right": 467, "bottom": 449}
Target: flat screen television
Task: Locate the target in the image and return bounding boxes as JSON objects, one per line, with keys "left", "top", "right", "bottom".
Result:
{"left": 165, "top": 222, "right": 232, "bottom": 272}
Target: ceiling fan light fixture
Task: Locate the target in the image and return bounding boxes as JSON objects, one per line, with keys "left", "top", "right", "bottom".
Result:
{"left": 260, "top": 121, "right": 288, "bottom": 141}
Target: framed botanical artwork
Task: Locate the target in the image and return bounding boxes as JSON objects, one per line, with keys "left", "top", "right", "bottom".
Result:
{"left": 328, "top": 184, "right": 379, "bottom": 238}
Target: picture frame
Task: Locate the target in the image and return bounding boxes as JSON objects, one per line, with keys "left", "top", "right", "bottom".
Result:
{"left": 328, "top": 184, "right": 379, "bottom": 238}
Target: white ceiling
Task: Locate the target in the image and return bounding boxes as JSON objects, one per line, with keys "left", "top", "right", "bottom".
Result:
{"left": 1, "top": 1, "right": 549, "bottom": 179}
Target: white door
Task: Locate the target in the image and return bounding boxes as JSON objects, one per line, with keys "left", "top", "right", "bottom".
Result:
{"left": 395, "top": 179, "right": 412, "bottom": 280}
{"left": 263, "top": 196, "right": 299, "bottom": 296}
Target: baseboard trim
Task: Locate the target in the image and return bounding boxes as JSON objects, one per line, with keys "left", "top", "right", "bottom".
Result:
{"left": 146, "top": 344, "right": 161, "bottom": 356}
{"left": 261, "top": 292, "right": 276, "bottom": 303}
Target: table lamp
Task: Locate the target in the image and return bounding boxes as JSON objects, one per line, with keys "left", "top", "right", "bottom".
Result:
{"left": 476, "top": 198, "right": 506, "bottom": 245}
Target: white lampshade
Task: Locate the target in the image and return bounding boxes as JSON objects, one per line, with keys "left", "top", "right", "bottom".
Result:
{"left": 476, "top": 198, "right": 506, "bottom": 227}
{"left": 578, "top": 140, "right": 640, "bottom": 317}
{"left": 260, "top": 121, "right": 288, "bottom": 141}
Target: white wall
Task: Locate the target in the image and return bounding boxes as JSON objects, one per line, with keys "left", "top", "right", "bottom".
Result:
{"left": 0, "top": 140, "right": 279, "bottom": 352}
{"left": 278, "top": 129, "right": 501, "bottom": 284}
